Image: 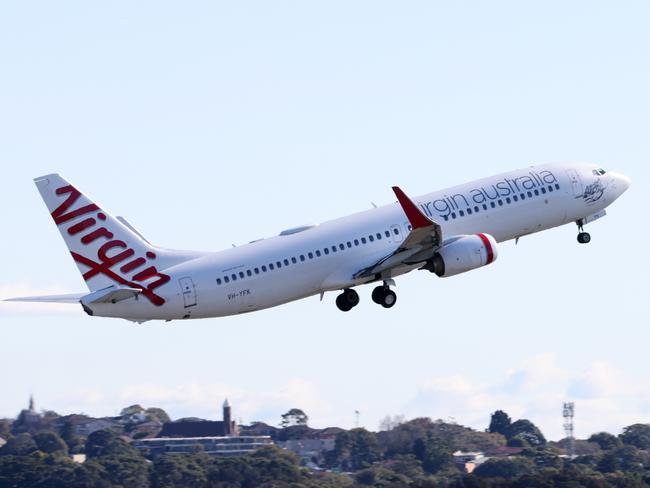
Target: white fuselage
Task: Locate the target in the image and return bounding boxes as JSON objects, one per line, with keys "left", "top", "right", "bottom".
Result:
{"left": 88, "top": 162, "right": 629, "bottom": 321}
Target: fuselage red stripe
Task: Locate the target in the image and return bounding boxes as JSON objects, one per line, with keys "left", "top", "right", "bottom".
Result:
{"left": 477, "top": 233, "right": 494, "bottom": 264}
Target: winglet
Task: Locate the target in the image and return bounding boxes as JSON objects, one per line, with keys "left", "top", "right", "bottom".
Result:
{"left": 392, "top": 186, "right": 433, "bottom": 229}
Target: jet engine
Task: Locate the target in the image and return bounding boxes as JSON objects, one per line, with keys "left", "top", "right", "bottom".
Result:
{"left": 422, "top": 233, "right": 498, "bottom": 277}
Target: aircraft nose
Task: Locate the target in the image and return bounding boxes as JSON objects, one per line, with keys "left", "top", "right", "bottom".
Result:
{"left": 609, "top": 172, "right": 631, "bottom": 199}
{"left": 613, "top": 172, "right": 631, "bottom": 193}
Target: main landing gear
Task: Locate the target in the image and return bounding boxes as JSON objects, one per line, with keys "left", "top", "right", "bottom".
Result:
{"left": 371, "top": 284, "right": 397, "bottom": 309}
{"left": 577, "top": 222, "right": 591, "bottom": 244}
{"left": 336, "top": 288, "right": 360, "bottom": 312}
{"left": 335, "top": 283, "right": 398, "bottom": 312}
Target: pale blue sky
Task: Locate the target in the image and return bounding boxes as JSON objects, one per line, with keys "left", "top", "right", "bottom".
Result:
{"left": 1, "top": 1, "right": 648, "bottom": 440}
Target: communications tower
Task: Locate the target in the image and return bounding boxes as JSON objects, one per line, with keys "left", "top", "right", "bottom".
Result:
{"left": 563, "top": 402, "right": 575, "bottom": 458}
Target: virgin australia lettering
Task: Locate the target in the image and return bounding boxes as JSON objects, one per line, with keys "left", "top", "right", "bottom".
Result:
{"left": 6, "top": 163, "right": 630, "bottom": 321}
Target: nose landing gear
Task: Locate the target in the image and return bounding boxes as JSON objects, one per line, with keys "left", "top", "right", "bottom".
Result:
{"left": 371, "top": 284, "right": 397, "bottom": 309}
{"left": 577, "top": 222, "right": 591, "bottom": 244}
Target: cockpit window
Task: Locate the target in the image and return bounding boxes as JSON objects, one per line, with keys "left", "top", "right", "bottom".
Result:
{"left": 593, "top": 168, "right": 607, "bottom": 176}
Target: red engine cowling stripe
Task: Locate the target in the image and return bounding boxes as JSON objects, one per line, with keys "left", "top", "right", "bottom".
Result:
{"left": 477, "top": 233, "right": 494, "bottom": 264}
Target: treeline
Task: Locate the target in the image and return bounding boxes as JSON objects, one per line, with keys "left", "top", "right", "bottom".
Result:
{"left": 2, "top": 412, "right": 650, "bottom": 487}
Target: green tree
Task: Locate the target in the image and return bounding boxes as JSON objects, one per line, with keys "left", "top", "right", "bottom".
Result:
{"left": 331, "top": 428, "right": 382, "bottom": 471}
{"left": 507, "top": 419, "right": 546, "bottom": 447}
{"left": 588, "top": 432, "right": 621, "bottom": 451}
{"left": 279, "top": 408, "right": 309, "bottom": 428}
{"left": 413, "top": 436, "right": 453, "bottom": 474}
{"left": 33, "top": 431, "right": 68, "bottom": 455}
{"left": 120, "top": 405, "right": 145, "bottom": 416}
{"left": 0, "top": 420, "right": 11, "bottom": 440}
{"left": 619, "top": 423, "right": 650, "bottom": 450}
{"left": 473, "top": 457, "right": 535, "bottom": 479}
{"left": 145, "top": 407, "right": 171, "bottom": 424}
{"left": 488, "top": 410, "right": 512, "bottom": 436}
{"left": 0, "top": 433, "right": 38, "bottom": 456}
{"left": 151, "top": 454, "right": 209, "bottom": 488}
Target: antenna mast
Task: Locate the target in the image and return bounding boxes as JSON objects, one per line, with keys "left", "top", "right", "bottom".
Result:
{"left": 563, "top": 402, "right": 575, "bottom": 458}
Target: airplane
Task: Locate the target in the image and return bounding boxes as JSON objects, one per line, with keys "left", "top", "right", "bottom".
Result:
{"left": 5, "top": 163, "right": 630, "bottom": 322}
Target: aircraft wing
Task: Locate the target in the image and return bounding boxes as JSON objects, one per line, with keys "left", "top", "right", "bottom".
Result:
{"left": 353, "top": 186, "right": 442, "bottom": 280}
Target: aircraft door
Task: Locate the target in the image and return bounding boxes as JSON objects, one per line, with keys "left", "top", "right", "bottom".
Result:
{"left": 390, "top": 224, "right": 404, "bottom": 243}
{"left": 179, "top": 277, "right": 197, "bottom": 308}
{"left": 566, "top": 169, "right": 584, "bottom": 198}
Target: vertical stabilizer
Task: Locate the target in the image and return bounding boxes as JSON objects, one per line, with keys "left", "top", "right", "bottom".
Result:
{"left": 34, "top": 174, "right": 199, "bottom": 305}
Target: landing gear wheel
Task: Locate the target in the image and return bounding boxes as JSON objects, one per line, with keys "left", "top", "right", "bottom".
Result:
{"left": 336, "top": 288, "right": 359, "bottom": 312}
{"left": 577, "top": 232, "right": 591, "bottom": 244}
{"left": 381, "top": 289, "right": 397, "bottom": 309}
{"left": 372, "top": 285, "right": 397, "bottom": 308}
{"left": 371, "top": 286, "right": 385, "bottom": 304}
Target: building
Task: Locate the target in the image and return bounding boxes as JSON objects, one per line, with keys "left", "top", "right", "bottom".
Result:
{"left": 133, "top": 435, "right": 273, "bottom": 457}
{"left": 133, "top": 399, "right": 272, "bottom": 458}
{"left": 54, "top": 415, "right": 118, "bottom": 437}
{"left": 277, "top": 438, "right": 335, "bottom": 464}
{"left": 158, "top": 399, "right": 238, "bottom": 437}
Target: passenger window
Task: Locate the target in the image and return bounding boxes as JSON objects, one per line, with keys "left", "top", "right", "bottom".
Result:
{"left": 451, "top": 212, "right": 456, "bottom": 219}
{"left": 254, "top": 267, "right": 260, "bottom": 274}
{"left": 527, "top": 191, "right": 533, "bottom": 198}
{"left": 513, "top": 195, "right": 518, "bottom": 202}
{"left": 361, "top": 237, "right": 367, "bottom": 244}
{"left": 490, "top": 202, "right": 496, "bottom": 208}
{"left": 467, "top": 208, "right": 472, "bottom": 215}
{"left": 284, "top": 259, "right": 289, "bottom": 266}
{"left": 300, "top": 255, "right": 305, "bottom": 261}
{"left": 555, "top": 183, "right": 560, "bottom": 190}
{"left": 376, "top": 233, "right": 381, "bottom": 240}
{"left": 347, "top": 241, "right": 352, "bottom": 248}
{"left": 459, "top": 210, "right": 465, "bottom": 217}
{"left": 339, "top": 243, "right": 345, "bottom": 250}
{"left": 239, "top": 271, "right": 245, "bottom": 279}
{"left": 498, "top": 200, "right": 503, "bottom": 206}
{"left": 506, "top": 197, "right": 511, "bottom": 204}
{"left": 308, "top": 252, "right": 314, "bottom": 259}
{"left": 385, "top": 230, "right": 390, "bottom": 237}
{"left": 216, "top": 278, "right": 222, "bottom": 285}
{"left": 482, "top": 204, "right": 488, "bottom": 210}
{"left": 224, "top": 276, "right": 230, "bottom": 283}
{"left": 474, "top": 206, "right": 479, "bottom": 212}
{"left": 369, "top": 235, "right": 374, "bottom": 242}
{"left": 232, "top": 274, "right": 237, "bottom": 281}
{"left": 354, "top": 239, "right": 360, "bottom": 246}
{"left": 331, "top": 246, "right": 337, "bottom": 253}
{"left": 246, "top": 270, "right": 252, "bottom": 277}
{"left": 534, "top": 189, "right": 539, "bottom": 196}
{"left": 547, "top": 185, "right": 553, "bottom": 192}
{"left": 520, "top": 193, "right": 525, "bottom": 200}
{"left": 324, "top": 248, "right": 329, "bottom": 255}
{"left": 443, "top": 215, "right": 449, "bottom": 221}
{"left": 262, "top": 265, "right": 267, "bottom": 272}
{"left": 316, "top": 250, "right": 321, "bottom": 257}
{"left": 393, "top": 228, "right": 399, "bottom": 235}
{"left": 269, "top": 263, "right": 274, "bottom": 270}
{"left": 541, "top": 187, "right": 546, "bottom": 194}
{"left": 291, "top": 257, "right": 297, "bottom": 264}
{"left": 276, "top": 261, "right": 282, "bottom": 268}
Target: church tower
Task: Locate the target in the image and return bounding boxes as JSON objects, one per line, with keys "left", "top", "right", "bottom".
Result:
{"left": 223, "top": 398, "right": 232, "bottom": 435}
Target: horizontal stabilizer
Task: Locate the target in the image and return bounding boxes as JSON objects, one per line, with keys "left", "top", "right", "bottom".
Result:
{"left": 81, "top": 286, "right": 142, "bottom": 304}
{"left": 4, "top": 293, "right": 85, "bottom": 304}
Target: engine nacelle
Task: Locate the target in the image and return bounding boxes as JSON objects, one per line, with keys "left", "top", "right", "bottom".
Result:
{"left": 423, "top": 233, "right": 498, "bottom": 277}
